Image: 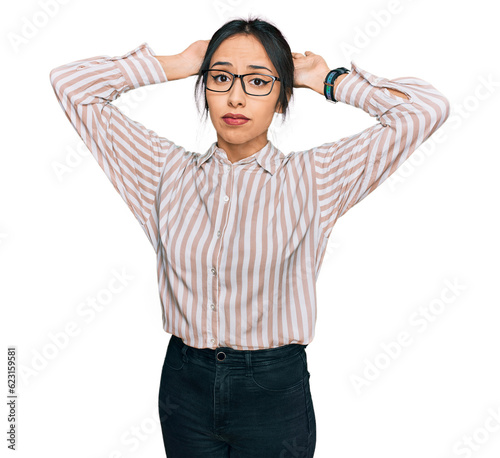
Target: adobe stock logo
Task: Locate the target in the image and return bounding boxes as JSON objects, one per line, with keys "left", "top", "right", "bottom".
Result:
{"left": 213, "top": 0, "right": 245, "bottom": 21}
{"left": 18, "top": 267, "right": 134, "bottom": 386}
{"left": 450, "top": 406, "right": 500, "bottom": 458}
{"left": 8, "top": 0, "right": 73, "bottom": 53}
{"left": 387, "top": 73, "right": 500, "bottom": 191}
{"left": 349, "top": 277, "right": 467, "bottom": 395}
{"left": 339, "top": 0, "right": 416, "bottom": 62}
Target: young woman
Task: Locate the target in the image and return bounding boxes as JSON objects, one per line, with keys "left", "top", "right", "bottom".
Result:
{"left": 49, "top": 16, "right": 450, "bottom": 458}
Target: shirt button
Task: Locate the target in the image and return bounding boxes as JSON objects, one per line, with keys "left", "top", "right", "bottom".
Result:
{"left": 211, "top": 267, "right": 217, "bottom": 275}
{"left": 210, "top": 303, "right": 216, "bottom": 310}
{"left": 210, "top": 338, "right": 215, "bottom": 343}
{"left": 223, "top": 195, "right": 229, "bottom": 202}
{"left": 217, "top": 230, "right": 221, "bottom": 238}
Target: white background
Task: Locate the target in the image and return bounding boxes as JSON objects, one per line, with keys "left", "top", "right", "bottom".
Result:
{"left": 1, "top": 0, "right": 499, "bottom": 457}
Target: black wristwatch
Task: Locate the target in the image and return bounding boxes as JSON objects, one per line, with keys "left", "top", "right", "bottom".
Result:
{"left": 324, "top": 67, "right": 350, "bottom": 103}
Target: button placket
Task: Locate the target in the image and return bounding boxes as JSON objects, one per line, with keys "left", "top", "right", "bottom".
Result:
{"left": 211, "top": 158, "right": 234, "bottom": 349}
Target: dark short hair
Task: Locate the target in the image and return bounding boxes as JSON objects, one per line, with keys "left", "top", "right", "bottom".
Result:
{"left": 194, "top": 15, "right": 294, "bottom": 124}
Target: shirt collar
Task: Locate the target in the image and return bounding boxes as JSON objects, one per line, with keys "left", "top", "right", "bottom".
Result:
{"left": 196, "top": 140, "right": 283, "bottom": 175}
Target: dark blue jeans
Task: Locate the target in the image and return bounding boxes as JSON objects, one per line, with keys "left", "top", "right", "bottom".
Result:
{"left": 158, "top": 334, "right": 316, "bottom": 457}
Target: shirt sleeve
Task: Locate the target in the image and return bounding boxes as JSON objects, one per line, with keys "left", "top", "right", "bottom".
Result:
{"left": 49, "top": 42, "right": 188, "bottom": 250}
{"left": 312, "top": 61, "right": 451, "bottom": 239}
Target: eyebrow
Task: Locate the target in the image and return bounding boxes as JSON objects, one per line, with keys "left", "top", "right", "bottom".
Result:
{"left": 210, "top": 61, "right": 273, "bottom": 73}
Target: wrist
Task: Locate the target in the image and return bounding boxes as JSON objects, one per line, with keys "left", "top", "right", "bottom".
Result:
{"left": 324, "top": 67, "right": 350, "bottom": 102}
{"left": 155, "top": 54, "right": 194, "bottom": 81}
{"left": 310, "top": 67, "right": 350, "bottom": 97}
{"left": 310, "top": 68, "right": 331, "bottom": 95}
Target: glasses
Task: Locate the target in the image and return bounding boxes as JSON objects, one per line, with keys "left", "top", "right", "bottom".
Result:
{"left": 202, "top": 69, "right": 280, "bottom": 96}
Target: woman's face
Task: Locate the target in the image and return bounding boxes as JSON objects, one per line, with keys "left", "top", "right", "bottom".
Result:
{"left": 206, "top": 34, "right": 283, "bottom": 160}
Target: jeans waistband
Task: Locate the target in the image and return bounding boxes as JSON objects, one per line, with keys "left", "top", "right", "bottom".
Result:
{"left": 170, "top": 334, "right": 307, "bottom": 367}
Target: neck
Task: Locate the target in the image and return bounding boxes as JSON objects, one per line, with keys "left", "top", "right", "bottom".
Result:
{"left": 216, "top": 133, "right": 269, "bottom": 163}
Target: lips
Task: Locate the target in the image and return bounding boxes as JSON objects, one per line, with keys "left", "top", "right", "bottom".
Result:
{"left": 222, "top": 113, "right": 249, "bottom": 120}
{"left": 222, "top": 117, "right": 249, "bottom": 126}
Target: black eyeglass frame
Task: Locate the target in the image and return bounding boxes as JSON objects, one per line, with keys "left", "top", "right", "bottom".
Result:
{"left": 201, "top": 69, "right": 281, "bottom": 96}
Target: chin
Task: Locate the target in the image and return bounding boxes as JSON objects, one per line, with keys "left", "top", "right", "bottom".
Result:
{"left": 218, "top": 130, "right": 249, "bottom": 143}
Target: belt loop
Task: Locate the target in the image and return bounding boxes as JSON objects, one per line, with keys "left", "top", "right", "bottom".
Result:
{"left": 181, "top": 344, "right": 188, "bottom": 363}
{"left": 245, "top": 352, "right": 252, "bottom": 377}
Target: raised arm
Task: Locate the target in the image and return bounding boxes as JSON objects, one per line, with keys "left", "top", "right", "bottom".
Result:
{"left": 293, "top": 52, "right": 450, "bottom": 239}
{"left": 49, "top": 41, "right": 206, "bottom": 251}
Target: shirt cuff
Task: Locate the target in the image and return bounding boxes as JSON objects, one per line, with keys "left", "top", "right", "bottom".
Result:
{"left": 334, "top": 61, "right": 413, "bottom": 118}
{"left": 109, "top": 42, "right": 169, "bottom": 91}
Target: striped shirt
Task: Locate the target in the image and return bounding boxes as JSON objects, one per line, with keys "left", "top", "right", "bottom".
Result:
{"left": 49, "top": 42, "right": 450, "bottom": 350}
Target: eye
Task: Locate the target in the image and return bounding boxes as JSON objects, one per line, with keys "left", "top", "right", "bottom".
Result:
{"left": 213, "top": 73, "right": 229, "bottom": 82}
{"left": 250, "top": 77, "right": 269, "bottom": 87}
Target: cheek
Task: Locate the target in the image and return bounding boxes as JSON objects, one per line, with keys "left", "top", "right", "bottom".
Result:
{"left": 206, "top": 97, "right": 221, "bottom": 120}
{"left": 258, "top": 101, "right": 278, "bottom": 123}
{"left": 207, "top": 98, "right": 229, "bottom": 123}
{"left": 206, "top": 95, "right": 214, "bottom": 111}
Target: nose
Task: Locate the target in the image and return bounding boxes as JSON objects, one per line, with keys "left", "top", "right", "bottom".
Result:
{"left": 227, "top": 76, "right": 246, "bottom": 106}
